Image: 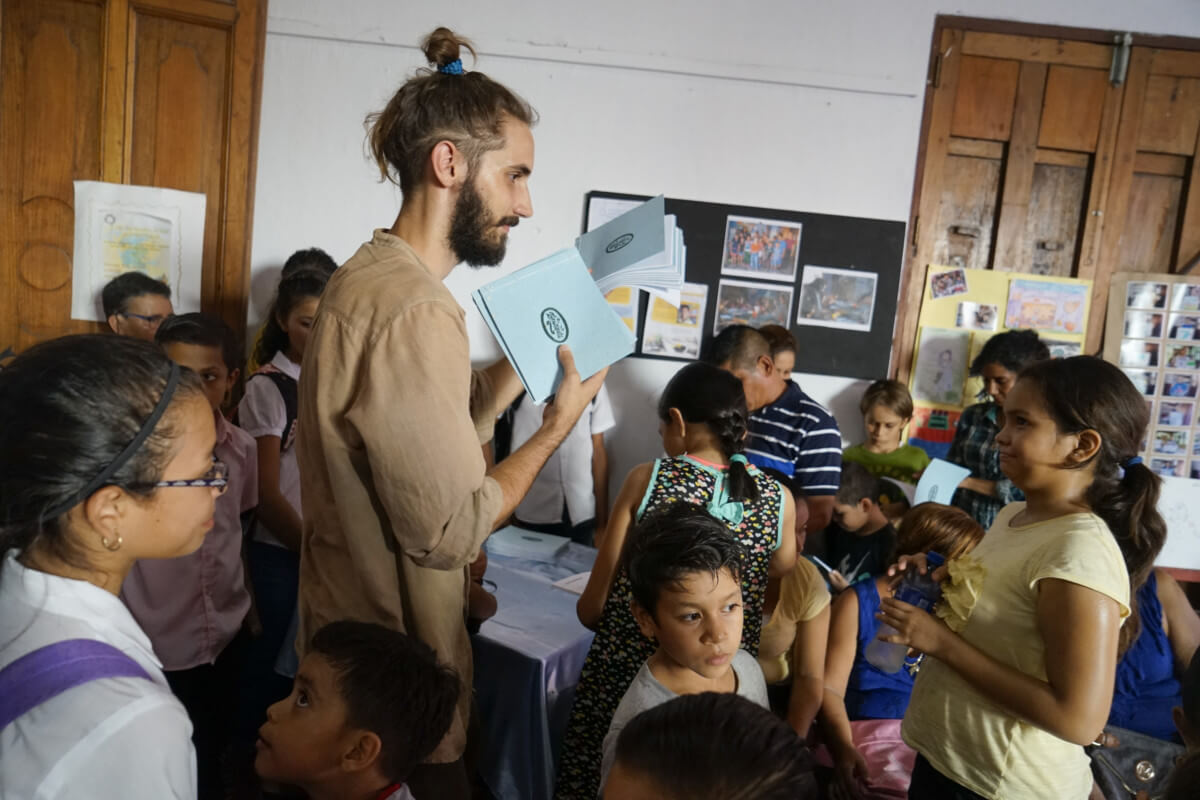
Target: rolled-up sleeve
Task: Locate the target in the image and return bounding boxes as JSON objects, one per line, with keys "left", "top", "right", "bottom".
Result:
{"left": 345, "top": 301, "right": 503, "bottom": 570}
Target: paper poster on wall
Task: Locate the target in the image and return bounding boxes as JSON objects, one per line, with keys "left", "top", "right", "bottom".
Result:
{"left": 795, "top": 266, "right": 877, "bottom": 332}
{"left": 1004, "top": 279, "right": 1088, "bottom": 334}
{"left": 605, "top": 286, "right": 641, "bottom": 335}
{"left": 641, "top": 282, "right": 708, "bottom": 359}
{"left": 929, "top": 268, "right": 968, "bottom": 299}
{"left": 1155, "top": 476, "right": 1200, "bottom": 570}
{"left": 955, "top": 302, "right": 998, "bottom": 331}
{"left": 713, "top": 279, "right": 792, "bottom": 334}
{"left": 913, "top": 328, "right": 970, "bottom": 407}
{"left": 1044, "top": 339, "right": 1082, "bottom": 358}
{"left": 719, "top": 215, "right": 801, "bottom": 283}
{"left": 71, "top": 181, "right": 206, "bottom": 322}
{"left": 908, "top": 406, "right": 960, "bottom": 460}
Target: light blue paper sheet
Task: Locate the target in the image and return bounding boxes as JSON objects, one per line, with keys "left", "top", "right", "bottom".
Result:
{"left": 913, "top": 458, "right": 971, "bottom": 505}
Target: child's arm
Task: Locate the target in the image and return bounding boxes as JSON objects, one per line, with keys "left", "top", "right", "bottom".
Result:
{"left": 818, "top": 589, "right": 869, "bottom": 799}
{"left": 768, "top": 491, "right": 798, "bottom": 577}
{"left": 254, "top": 436, "right": 302, "bottom": 551}
{"left": 879, "top": 577, "right": 1123, "bottom": 745}
{"left": 577, "top": 463, "right": 652, "bottom": 630}
{"left": 591, "top": 432, "right": 609, "bottom": 532}
{"left": 787, "top": 602, "right": 830, "bottom": 737}
{"left": 1157, "top": 568, "right": 1200, "bottom": 674}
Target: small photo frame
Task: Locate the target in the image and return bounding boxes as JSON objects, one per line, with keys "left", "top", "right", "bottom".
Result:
{"left": 720, "top": 215, "right": 802, "bottom": 283}
{"left": 713, "top": 279, "right": 793, "bottom": 335}
{"left": 1171, "top": 283, "right": 1200, "bottom": 312}
{"left": 1150, "top": 457, "right": 1186, "bottom": 478}
{"left": 930, "top": 268, "right": 968, "bottom": 300}
{"left": 1128, "top": 281, "right": 1169, "bottom": 309}
{"left": 1123, "top": 310, "right": 1165, "bottom": 339}
{"left": 1159, "top": 400, "right": 1195, "bottom": 427}
{"left": 1153, "top": 429, "right": 1189, "bottom": 456}
{"left": 1120, "top": 339, "right": 1160, "bottom": 368}
{"left": 1168, "top": 314, "right": 1200, "bottom": 341}
{"left": 1166, "top": 344, "right": 1200, "bottom": 370}
{"left": 1123, "top": 368, "right": 1159, "bottom": 396}
{"left": 1162, "top": 372, "right": 1198, "bottom": 398}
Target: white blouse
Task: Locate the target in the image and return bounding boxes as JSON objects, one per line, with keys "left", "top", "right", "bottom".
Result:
{"left": 0, "top": 552, "right": 196, "bottom": 799}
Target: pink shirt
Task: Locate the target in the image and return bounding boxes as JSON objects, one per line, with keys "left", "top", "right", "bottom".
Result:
{"left": 123, "top": 413, "right": 258, "bottom": 670}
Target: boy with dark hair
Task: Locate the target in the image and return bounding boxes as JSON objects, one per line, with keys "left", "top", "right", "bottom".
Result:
{"left": 101, "top": 271, "right": 174, "bottom": 341}
{"left": 604, "top": 692, "right": 817, "bottom": 800}
{"left": 282, "top": 246, "right": 339, "bottom": 278}
{"left": 817, "top": 461, "right": 896, "bottom": 592}
{"left": 121, "top": 312, "right": 256, "bottom": 799}
{"left": 255, "top": 621, "right": 460, "bottom": 800}
{"left": 599, "top": 504, "right": 770, "bottom": 789}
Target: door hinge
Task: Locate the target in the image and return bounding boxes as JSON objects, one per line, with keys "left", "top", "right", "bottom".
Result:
{"left": 929, "top": 52, "right": 944, "bottom": 89}
{"left": 910, "top": 215, "right": 920, "bottom": 254}
{"left": 1110, "top": 32, "right": 1132, "bottom": 86}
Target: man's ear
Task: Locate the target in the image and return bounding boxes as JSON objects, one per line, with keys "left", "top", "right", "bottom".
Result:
{"left": 429, "top": 140, "right": 465, "bottom": 188}
{"left": 757, "top": 354, "right": 775, "bottom": 377}
{"left": 106, "top": 314, "right": 121, "bottom": 334}
{"left": 631, "top": 598, "right": 657, "bottom": 641}
{"left": 341, "top": 729, "right": 382, "bottom": 774}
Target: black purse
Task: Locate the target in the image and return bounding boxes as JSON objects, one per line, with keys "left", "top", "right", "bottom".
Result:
{"left": 1088, "top": 725, "right": 1185, "bottom": 800}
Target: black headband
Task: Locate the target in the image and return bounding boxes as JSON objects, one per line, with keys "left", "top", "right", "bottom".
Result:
{"left": 42, "top": 362, "right": 183, "bottom": 520}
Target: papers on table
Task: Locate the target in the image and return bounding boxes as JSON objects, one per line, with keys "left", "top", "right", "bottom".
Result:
{"left": 551, "top": 571, "right": 591, "bottom": 595}
{"left": 913, "top": 458, "right": 971, "bottom": 505}
{"left": 575, "top": 196, "right": 685, "bottom": 297}
{"left": 487, "top": 527, "right": 571, "bottom": 562}
{"left": 473, "top": 249, "right": 636, "bottom": 403}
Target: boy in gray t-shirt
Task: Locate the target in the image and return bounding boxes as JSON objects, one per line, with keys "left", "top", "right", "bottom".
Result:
{"left": 599, "top": 505, "right": 769, "bottom": 789}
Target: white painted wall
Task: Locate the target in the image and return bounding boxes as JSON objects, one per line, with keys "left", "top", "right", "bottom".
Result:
{"left": 249, "top": 0, "right": 1200, "bottom": 495}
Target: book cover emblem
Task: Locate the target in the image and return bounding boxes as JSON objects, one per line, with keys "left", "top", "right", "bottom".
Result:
{"left": 606, "top": 233, "right": 634, "bottom": 253}
{"left": 541, "top": 307, "right": 570, "bottom": 342}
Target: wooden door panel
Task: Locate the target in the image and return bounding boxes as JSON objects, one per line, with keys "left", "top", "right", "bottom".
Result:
{"left": 1137, "top": 75, "right": 1200, "bottom": 156}
{"left": 1117, "top": 173, "right": 1183, "bottom": 273}
{"left": 1023, "top": 163, "right": 1088, "bottom": 276}
{"left": 951, "top": 55, "right": 1019, "bottom": 141}
{"left": 0, "top": 0, "right": 107, "bottom": 352}
{"left": 1038, "top": 65, "right": 1107, "bottom": 152}
{"left": 929, "top": 153, "right": 1002, "bottom": 272}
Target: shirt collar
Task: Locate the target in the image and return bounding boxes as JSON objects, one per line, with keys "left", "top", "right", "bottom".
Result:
{"left": 214, "top": 410, "right": 234, "bottom": 446}
{"left": 269, "top": 350, "right": 302, "bottom": 381}
{"left": 982, "top": 403, "right": 1000, "bottom": 425}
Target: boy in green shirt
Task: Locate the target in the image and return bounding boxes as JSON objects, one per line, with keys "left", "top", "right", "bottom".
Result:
{"left": 842, "top": 380, "right": 929, "bottom": 514}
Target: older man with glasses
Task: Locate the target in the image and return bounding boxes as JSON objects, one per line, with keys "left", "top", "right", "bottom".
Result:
{"left": 102, "top": 272, "right": 174, "bottom": 341}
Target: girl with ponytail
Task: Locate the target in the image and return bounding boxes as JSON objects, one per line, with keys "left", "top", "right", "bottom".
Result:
{"left": 879, "top": 356, "right": 1163, "bottom": 800}
{"left": 558, "top": 362, "right": 796, "bottom": 798}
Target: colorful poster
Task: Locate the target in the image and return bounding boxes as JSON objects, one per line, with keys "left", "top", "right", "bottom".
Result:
{"left": 641, "top": 282, "right": 708, "bottom": 360}
{"left": 1004, "top": 279, "right": 1088, "bottom": 334}
{"left": 908, "top": 405, "right": 960, "bottom": 461}
{"left": 604, "top": 286, "right": 640, "bottom": 335}
{"left": 913, "top": 328, "right": 970, "bottom": 407}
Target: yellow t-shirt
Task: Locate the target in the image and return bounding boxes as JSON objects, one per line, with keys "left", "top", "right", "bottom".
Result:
{"left": 757, "top": 557, "right": 831, "bottom": 683}
{"left": 901, "top": 503, "right": 1130, "bottom": 800}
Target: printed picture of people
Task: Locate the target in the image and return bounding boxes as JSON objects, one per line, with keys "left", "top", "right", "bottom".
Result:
{"left": 1159, "top": 401, "right": 1194, "bottom": 428}
{"left": 1124, "top": 310, "right": 1165, "bottom": 339}
{"left": 1045, "top": 340, "right": 1083, "bottom": 359}
{"left": 795, "top": 265, "right": 877, "bottom": 332}
{"left": 1127, "top": 281, "right": 1168, "bottom": 310}
{"left": 713, "top": 280, "right": 792, "bottom": 335}
{"left": 1166, "top": 344, "right": 1200, "bottom": 369}
{"left": 913, "top": 327, "right": 969, "bottom": 407}
{"left": 1150, "top": 458, "right": 1186, "bottom": 478}
{"left": 1172, "top": 283, "right": 1200, "bottom": 312}
{"left": 1168, "top": 314, "right": 1200, "bottom": 340}
{"left": 930, "top": 268, "right": 968, "bottom": 299}
{"left": 955, "top": 302, "right": 998, "bottom": 331}
{"left": 1154, "top": 430, "right": 1189, "bottom": 456}
{"left": 1123, "top": 368, "right": 1158, "bottom": 397}
{"left": 1164, "top": 372, "right": 1198, "bottom": 398}
{"left": 1120, "top": 339, "right": 1160, "bottom": 368}
{"left": 720, "top": 215, "right": 801, "bottom": 283}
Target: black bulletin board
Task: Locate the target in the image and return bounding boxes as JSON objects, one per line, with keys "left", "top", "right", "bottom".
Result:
{"left": 584, "top": 191, "right": 907, "bottom": 380}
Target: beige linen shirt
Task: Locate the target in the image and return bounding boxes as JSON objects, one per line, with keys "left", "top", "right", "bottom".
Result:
{"left": 297, "top": 230, "right": 504, "bottom": 761}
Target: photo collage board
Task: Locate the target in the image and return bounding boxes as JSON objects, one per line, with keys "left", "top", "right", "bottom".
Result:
{"left": 584, "top": 191, "right": 906, "bottom": 379}
{"left": 907, "top": 265, "right": 1092, "bottom": 460}
{"left": 1105, "top": 273, "right": 1200, "bottom": 479}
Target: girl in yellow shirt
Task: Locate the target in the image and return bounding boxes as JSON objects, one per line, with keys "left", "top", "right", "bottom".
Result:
{"left": 877, "top": 356, "right": 1165, "bottom": 800}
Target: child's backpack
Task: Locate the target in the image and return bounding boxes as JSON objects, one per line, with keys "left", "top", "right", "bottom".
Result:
{"left": 237, "top": 365, "right": 298, "bottom": 452}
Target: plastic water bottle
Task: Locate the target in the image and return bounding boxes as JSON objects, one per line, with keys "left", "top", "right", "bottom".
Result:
{"left": 865, "top": 551, "right": 946, "bottom": 674}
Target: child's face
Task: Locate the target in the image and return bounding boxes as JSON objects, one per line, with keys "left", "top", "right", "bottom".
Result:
{"left": 994, "top": 378, "right": 1083, "bottom": 491}
{"left": 772, "top": 349, "right": 795, "bottom": 380}
{"left": 280, "top": 297, "right": 321, "bottom": 360}
{"left": 163, "top": 342, "right": 235, "bottom": 412}
{"left": 255, "top": 652, "right": 360, "bottom": 788}
{"left": 633, "top": 567, "right": 744, "bottom": 681}
{"left": 864, "top": 403, "right": 907, "bottom": 453}
{"left": 832, "top": 498, "right": 872, "bottom": 532}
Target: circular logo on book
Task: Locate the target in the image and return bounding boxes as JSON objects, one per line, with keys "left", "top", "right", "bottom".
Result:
{"left": 540, "top": 308, "right": 570, "bottom": 343}
{"left": 606, "top": 233, "right": 634, "bottom": 253}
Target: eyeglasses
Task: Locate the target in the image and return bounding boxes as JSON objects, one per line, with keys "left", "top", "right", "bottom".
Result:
{"left": 156, "top": 458, "right": 228, "bottom": 495}
{"left": 119, "top": 311, "right": 171, "bottom": 326}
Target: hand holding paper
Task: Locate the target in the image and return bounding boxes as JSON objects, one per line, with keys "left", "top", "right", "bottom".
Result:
{"left": 913, "top": 458, "right": 971, "bottom": 505}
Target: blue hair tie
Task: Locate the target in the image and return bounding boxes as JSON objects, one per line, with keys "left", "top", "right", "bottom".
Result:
{"left": 438, "top": 59, "right": 464, "bottom": 75}
{"left": 730, "top": 454, "right": 749, "bottom": 467}
{"left": 1122, "top": 456, "right": 1143, "bottom": 468}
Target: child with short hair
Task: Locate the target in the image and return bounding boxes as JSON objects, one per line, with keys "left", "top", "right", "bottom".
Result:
{"left": 818, "top": 461, "right": 897, "bottom": 592}
{"left": 603, "top": 692, "right": 818, "bottom": 800}
{"left": 598, "top": 504, "right": 770, "bottom": 789}
{"left": 758, "top": 324, "right": 797, "bottom": 380}
{"left": 254, "top": 621, "right": 460, "bottom": 800}
{"left": 886, "top": 356, "right": 1163, "bottom": 800}
{"left": 122, "top": 312, "right": 258, "bottom": 800}
{"left": 842, "top": 379, "right": 930, "bottom": 508}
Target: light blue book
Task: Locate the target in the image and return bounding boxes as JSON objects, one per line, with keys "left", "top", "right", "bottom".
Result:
{"left": 473, "top": 248, "right": 636, "bottom": 403}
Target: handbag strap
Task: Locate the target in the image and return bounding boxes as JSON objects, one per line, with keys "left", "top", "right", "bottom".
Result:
{"left": 0, "top": 638, "right": 153, "bottom": 730}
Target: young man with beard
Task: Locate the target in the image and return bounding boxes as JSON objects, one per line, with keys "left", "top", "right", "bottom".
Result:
{"left": 296, "top": 27, "right": 607, "bottom": 796}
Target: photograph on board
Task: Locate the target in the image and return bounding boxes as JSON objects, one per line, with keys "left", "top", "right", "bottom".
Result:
{"left": 1151, "top": 458, "right": 1186, "bottom": 478}
{"left": 1159, "top": 400, "right": 1195, "bottom": 428}
{"left": 1172, "top": 283, "right": 1200, "bottom": 312}
{"left": 1163, "top": 372, "right": 1198, "bottom": 398}
{"left": 1124, "top": 310, "right": 1165, "bottom": 339}
{"left": 719, "top": 215, "right": 801, "bottom": 283}
{"left": 713, "top": 279, "right": 792, "bottom": 334}
{"left": 642, "top": 282, "right": 708, "bottom": 360}
{"left": 1166, "top": 344, "right": 1200, "bottom": 370}
{"left": 795, "top": 266, "right": 877, "bottom": 332}
{"left": 1153, "top": 429, "right": 1189, "bottom": 456}
{"left": 913, "top": 327, "right": 970, "bottom": 407}
{"left": 1122, "top": 368, "right": 1158, "bottom": 397}
{"left": 1168, "top": 314, "right": 1200, "bottom": 340}
{"left": 1120, "top": 339, "right": 1160, "bottom": 368}
{"left": 1128, "top": 281, "right": 1169, "bottom": 310}
{"left": 955, "top": 302, "right": 998, "bottom": 331}
{"left": 930, "top": 267, "right": 968, "bottom": 299}
{"left": 1045, "top": 339, "right": 1082, "bottom": 359}
{"left": 1191, "top": 461, "right": 1200, "bottom": 480}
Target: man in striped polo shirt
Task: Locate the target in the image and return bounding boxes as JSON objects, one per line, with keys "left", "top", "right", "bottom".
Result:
{"left": 705, "top": 325, "right": 842, "bottom": 532}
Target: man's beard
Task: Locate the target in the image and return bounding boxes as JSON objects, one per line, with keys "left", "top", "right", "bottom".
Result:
{"left": 448, "top": 177, "right": 518, "bottom": 268}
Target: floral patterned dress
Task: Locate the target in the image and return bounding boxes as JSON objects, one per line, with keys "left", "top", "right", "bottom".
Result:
{"left": 553, "top": 455, "right": 785, "bottom": 799}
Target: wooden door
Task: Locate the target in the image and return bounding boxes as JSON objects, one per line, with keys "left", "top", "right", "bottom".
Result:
{"left": 0, "top": 0, "right": 266, "bottom": 353}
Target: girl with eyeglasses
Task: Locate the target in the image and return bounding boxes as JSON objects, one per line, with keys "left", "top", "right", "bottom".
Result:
{"left": 0, "top": 334, "right": 222, "bottom": 799}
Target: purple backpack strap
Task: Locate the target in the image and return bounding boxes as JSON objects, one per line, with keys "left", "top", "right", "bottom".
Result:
{"left": 0, "top": 638, "right": 153, "bottom": 731}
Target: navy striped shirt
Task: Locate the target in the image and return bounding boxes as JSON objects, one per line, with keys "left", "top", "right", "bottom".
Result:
{"left": 745, "top": 381, "right": 842, "bottom": 495}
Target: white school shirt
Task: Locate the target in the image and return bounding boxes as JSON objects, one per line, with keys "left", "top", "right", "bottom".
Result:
{"left": 239, "top": 350, "right": 303, "bottom": 548}
{"left": 0, "top": 552, "right": 196, "bottom": 800}
{"left": 511, "top": 384, "right": 615, "bottom": 524}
